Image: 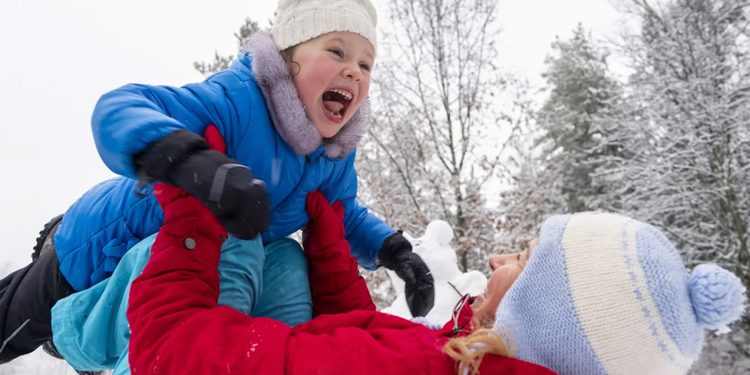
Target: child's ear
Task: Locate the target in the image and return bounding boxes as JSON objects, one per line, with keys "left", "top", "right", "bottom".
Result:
{"left": 280, "top": 47, "right": 300, "bottom": 77}
{"left": 287, "top": 61, "right": 301, "bottom": 77}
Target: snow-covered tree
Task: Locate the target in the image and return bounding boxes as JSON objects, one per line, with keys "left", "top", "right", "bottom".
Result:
{"left": 536, "top": 24, "right": 623, "bottom": 214}
{"left": 496, "top": 25, "right": 621, "bottom": 250}
{"left": 596, "top": 2, "right": 750, "bottom": 370}
{"left": 495, "top": 124, "right": 565, "bottom": 252}
{"left": 604, "top": 0, "right": 750, "bottom": 283}
{"left": 357, "top": 0, "right": 522, "bottom": 271}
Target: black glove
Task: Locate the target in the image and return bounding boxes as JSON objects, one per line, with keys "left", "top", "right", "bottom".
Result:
{"left": 136, "top": 130, "right": 270, "bottom": 240}
{"left": 378, "top": 232, "right": 435, "bottom": 317}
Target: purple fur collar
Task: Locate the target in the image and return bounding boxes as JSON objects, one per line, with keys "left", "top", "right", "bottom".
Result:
{"left": 242, "top": 32, "right": 369, "bottom": 159}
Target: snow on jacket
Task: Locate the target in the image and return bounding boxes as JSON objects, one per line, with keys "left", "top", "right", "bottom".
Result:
{"left": 127, "top": 190, "right": 555, "bottom": 375}
{"left": 55, "top": 32, "right": 393, "bottom": 291}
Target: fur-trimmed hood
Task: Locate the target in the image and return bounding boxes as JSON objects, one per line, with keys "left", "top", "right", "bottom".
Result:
{"left": 242, "top": 32, "right": 369, "bottom": 159}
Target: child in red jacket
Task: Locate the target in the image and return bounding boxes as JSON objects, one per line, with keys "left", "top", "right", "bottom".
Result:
{"left": 126, "top": 184, "right": 552, "bottom": 375}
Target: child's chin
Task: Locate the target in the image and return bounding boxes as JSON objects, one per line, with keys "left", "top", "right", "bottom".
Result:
{"left": 314, "top": 122, "right": 345, "bottom": 138}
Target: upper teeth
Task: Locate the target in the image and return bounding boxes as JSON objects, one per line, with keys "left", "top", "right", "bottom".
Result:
{"left": 331, "top": 89, "right": 352, "bottom": 100}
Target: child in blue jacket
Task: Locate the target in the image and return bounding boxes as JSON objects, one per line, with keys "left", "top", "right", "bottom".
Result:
{"left": 0, "top": 0, "right": 434, "bottom": 365}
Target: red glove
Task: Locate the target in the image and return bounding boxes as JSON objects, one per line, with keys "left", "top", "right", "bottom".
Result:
{"left": 303, "top": 190, "right": 376, "bottom": 315}
{"left": 303, "top": 191, "right": 347, "bottom": 260}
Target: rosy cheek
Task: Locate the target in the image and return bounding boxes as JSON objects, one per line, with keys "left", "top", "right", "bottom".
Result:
{"left": 292, "top": 77, "right": 311, "bottom": 102}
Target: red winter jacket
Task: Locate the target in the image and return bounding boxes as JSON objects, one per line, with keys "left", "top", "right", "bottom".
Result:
{"left": 127, "top": 187, "right": 554, "bottom": 375}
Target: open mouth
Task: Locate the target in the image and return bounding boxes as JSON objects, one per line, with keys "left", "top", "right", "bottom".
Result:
{"left": 322, "top": 89, "right": 353, "bottom": 120}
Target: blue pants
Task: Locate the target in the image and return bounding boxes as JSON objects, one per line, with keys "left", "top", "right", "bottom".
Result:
{"left": 51, "top": 235, "right": 312, "bottom": 374}
{"left": 220, "top": 236, "right": 313, "bottom": 324}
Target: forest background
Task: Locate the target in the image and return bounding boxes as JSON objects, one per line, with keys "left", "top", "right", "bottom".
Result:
{"left": 1, "top": 0, "right": 747, "bottom": 373}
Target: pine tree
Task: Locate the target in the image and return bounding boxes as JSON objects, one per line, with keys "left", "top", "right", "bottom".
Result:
{"left": 496, "top": 25, "right": 621, "bottom": 250}
{"left": 536, "top": 24, "right": 622, "bottom": 213}
{"left": 193, "top": 18, "right": 260, "bottom": 75}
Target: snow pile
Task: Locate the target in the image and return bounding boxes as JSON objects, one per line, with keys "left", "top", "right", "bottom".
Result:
{"left": 381, "top": 220, "right": 487, "bottom": 325}
{"left": 0, "top": 347, "right": 86, "bottom": 375}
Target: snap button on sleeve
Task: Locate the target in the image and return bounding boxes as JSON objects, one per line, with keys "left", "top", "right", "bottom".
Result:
{"left": 184, "top": 237, "right": 196, "bottom": 250}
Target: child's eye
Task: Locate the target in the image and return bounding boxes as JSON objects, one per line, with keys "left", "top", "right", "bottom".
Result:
{"left": 359, "top": 63, "right": 371, "bottom": 71}
{"left": 328, "top": 48, "right": 344, "bottom": 58}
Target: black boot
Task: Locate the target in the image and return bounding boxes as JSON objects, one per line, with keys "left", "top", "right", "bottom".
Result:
{"left": 0, "top": 214, "right": 73, "bottom": 363}
{"left": 41, "top": 340, "right": 63, "bottom": 359}
{"left": 31, "top": 215, "right": 64, "bottom": 262}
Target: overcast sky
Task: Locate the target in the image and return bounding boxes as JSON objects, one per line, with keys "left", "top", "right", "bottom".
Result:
{"left": 0, "top": 0, "right": 623, "bottom": 270}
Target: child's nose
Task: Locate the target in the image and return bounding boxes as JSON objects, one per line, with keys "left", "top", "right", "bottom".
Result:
{"left": 488, "top": 253, "right": 520, "bottom": 271}
{"left": 488, "top": 254, "right": 504, "bottom": 271}
{"left": 343, "top": 64, "right": 362, "bottom": 81}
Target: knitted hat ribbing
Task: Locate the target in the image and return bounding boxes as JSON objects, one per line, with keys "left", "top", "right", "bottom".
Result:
{"left": 495, "top": 213, "right": 746, "bottom": 375}
{"left": 271, "top": 0, "right": 377, "bottom": 51}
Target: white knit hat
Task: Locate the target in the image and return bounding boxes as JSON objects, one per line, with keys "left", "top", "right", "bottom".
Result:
{"left": 271, "top": 0, "right": 377, "bottom": 51}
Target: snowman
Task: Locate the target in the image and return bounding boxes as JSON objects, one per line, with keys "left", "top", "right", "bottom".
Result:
{"left": 381, "top": 220, "right": 487, "bottom": 325}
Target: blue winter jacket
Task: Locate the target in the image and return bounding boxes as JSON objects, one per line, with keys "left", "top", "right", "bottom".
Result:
{"left": 55, "top": 33, "right": 393, "bottom": 291}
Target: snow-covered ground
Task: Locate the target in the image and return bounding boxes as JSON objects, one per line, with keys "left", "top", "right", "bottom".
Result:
{"left": 0, "top": 347, "right": 101, "bottom": 375}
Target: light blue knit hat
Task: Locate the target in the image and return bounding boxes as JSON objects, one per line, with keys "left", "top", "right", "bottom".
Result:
{"left": 494, "top": 212, "right": 746, "bottom": 375}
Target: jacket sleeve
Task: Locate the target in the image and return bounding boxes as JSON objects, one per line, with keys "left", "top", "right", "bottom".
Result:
{"left": 92, "top": 70, "right": 250, "bottom": 178}
{"left": 303, "top": 191, "right": 376, "bottom": 316}
{"left": 127, "top": 189, "right": 291, "bottom": 374}
{"left": 335, "top": 152, "right": 395, "bottom": 270}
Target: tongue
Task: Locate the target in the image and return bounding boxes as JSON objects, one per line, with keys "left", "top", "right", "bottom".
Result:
{"left": 323, "top": 100, "right": 344, "bottom": 115}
